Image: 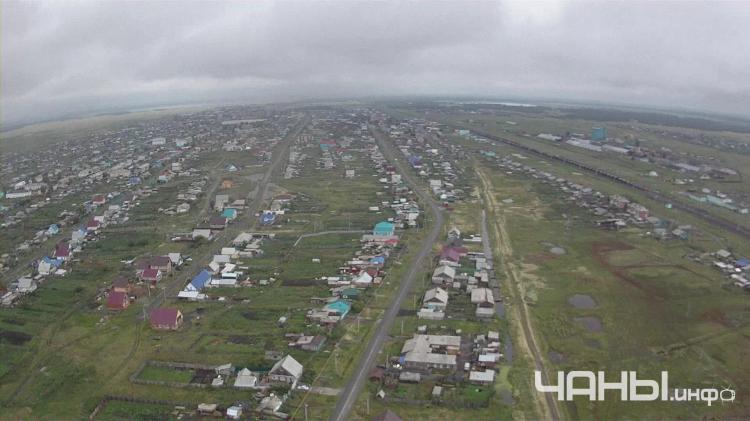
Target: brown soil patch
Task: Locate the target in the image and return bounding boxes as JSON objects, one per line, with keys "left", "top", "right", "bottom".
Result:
{"left": 699, "top": 309, "right": 732, "bottom": 328}
{"left": 591, "top": 241, "right": 665, "bottom": 300}
{"left": 591, "top": 240, "right": 634, "bottom": 254}
{"left": 524, "top": 252, "right": 558, "bottom": 264}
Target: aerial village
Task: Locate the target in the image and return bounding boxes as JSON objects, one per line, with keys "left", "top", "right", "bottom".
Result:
{"left": 2, "top": 104, "right": 748, "bottom": 420}
{"left": 1, "top": 106, "right": 501, "bottom": 420}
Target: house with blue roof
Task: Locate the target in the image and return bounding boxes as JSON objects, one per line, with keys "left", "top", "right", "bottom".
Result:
{"left": 187, "top": 269, "right": 212, "bottom": 292}
{"left": 735, "top": 258, "right": 750, "bottom": 269}
{"left": 369, "top": 256, "right": 386, "bottom": 266}
{"left": 324, "top": 299, "right": 351, "bottom": 320}
{"left": 373, "top": 221, "right": 395, "bottom": 237}
{"left": 47, "top": 224, "right": 60, "bottom": 235}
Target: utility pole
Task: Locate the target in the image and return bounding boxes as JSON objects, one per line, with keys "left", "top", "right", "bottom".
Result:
{"left": 304, "top": 404, "right": 309, "bottom": 421}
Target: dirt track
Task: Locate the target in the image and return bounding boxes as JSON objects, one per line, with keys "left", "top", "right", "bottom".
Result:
{"left": 476, "top": 167, "right": 561, "bottom": 421}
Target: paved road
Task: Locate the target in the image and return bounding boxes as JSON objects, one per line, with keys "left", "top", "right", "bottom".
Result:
{"left": 328, "top": 125, "right": 445, "bottom": 421}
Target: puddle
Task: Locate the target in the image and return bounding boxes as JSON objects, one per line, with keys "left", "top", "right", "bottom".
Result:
{"left": 549, "top": 246, "right": 566, "bottom": 255}
{"left": 548, "top": 350, "right": 566, "bottom": 364}
{"left": 568, "top": 294, "right": 597, "bottom": 309}
{"left": 574, "top": 316, "right": 603, "bottom": 332}
{"left": 583, "top": 338, "right": 601, "bottom": 349}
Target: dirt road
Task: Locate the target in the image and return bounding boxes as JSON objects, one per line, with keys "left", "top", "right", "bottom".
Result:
{"left": 476, "top": 167, "right": 561, "bottom": 421}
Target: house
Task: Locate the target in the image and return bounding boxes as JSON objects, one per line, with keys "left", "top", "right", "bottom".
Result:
{"left": 400, "top": 334, "right": 460, "bottom": 370}
{"left": 106, "top": 291, "right": 129, "bottom": 310}
{"left": 92, "top": 195, "right": 106, "bottom": 206}
{"left": 71, "top": 228, "right": 87, "bottom": 244}
{"left": 340, "top": 288, "right": 361, "bottom": 300}
{"left": 148, "top": 256, "right": 173, "bottom": 274}
{"left": 268, "top": 355, "right": 303, "bottom": 388}
{"left": 54, "top": 242, "right": 71, "bottom": 260}
{"left": 214, "top": 194, "right": 230, "bottom": 211}
{"left": 187, "top": 269, "right": 212, "bottom": 292}
{"left": 423, "top": 287, "right": 448, "bottom": 311}
{"left": 112, "top": 275, "right": 130, "bottom": 293}
{"left": 16, "top": 277, "right": 38, "bottom": 294}
{"left": 192, "top": 228, "right": 212, "bottom": 240}
{"left": 258, "top": 394, "right": 284, "bottom": 412}
{"left": 234, "top": 368, "right": 258, "bottom": 389}
{"left": 226, "top": 406, "right": 242, "bottom": 420}
{"left": 353, "top": 271, "right": 373, "bottom": 286}
{"left": 86, "top": 219, "right": 101, "bottom": 232}
{"left": 294, "top": 335, "right": 327, "bottom": 352}
{"left": 439, "top": 246, "right": 462, "bottom": 264}
{"left": 167, "top": 253, "right": 183, "bottom": 267}
{"left": 149, "top": 308, "right": 183, "bottom": 330}
{"left": 139, "top": 268, "right": 162, "bottom": 283}
{"left": 209, "top": 216, "right": 227, "bottom": 230}
{"left": 323, "top": 299, "right": 351, "bottom": 320}
{"left": 399, "top": 372, "right": 421, "bottom": 383}
{"left": 469, "top": 369, "right": 496, "bottom": 385}
{"left": 47, "top": 224, "right": 60, "bottom": 235}
{"left": 38, "top": 256, "right": 62, "bottom": 275}
{"left": 176, "top": 203, "right": 190, "bottom": 213}
{"left": 431, "top": 265, "right": 456, "bottom": 286}
{"left": 471, "top": 287, "right": 494, "bottom": 305}
{"left": 373, "top": 221, "right": 396, "bottom": 237}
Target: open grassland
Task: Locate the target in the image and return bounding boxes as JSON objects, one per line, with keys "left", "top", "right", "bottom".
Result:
{"left": 481, "top": 165, "right": 750, "bottom": 420}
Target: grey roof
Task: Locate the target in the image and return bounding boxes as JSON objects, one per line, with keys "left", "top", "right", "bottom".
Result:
{"left": 270, "top": 354, "right": 303, "bottom": 379}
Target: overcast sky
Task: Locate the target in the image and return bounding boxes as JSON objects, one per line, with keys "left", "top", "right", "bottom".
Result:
{"left": 3, "top": 1, "right": 750, "bottom": 126}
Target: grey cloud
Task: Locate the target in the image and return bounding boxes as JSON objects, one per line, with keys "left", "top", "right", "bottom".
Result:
{"left": 2, "top": 0, "right": 750, "bottom": 126}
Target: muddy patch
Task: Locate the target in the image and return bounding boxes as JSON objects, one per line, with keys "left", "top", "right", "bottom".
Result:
{"left": 568, "top": 294, "right": 597, "bottom": 309}
{"left": 574, "top": 316, "right": 603, "bottom": 332}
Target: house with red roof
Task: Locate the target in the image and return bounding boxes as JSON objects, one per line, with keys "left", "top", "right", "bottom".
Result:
{"left": 54, "top": 242, "right": 71, "bottom": 260}
{"left": 86, "top": 219, "right": 101, "bottom": 232}
{"left": 150, "top": 308, "right": 183, "bottom": 330}
{"left": 92, "top": 195, "right": 106, "bottom": 206}
{"left": 139, "top": 268, "right": 162, "bottom": 283}
{"left": 106, "top": 291, "right": 129, "bottom": 310}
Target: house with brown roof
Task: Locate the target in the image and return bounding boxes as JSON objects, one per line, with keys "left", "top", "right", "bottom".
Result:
{"left": 112, "top": 276, "right": 131, "bottom": 293}
{"left": 209, "top": 216, "right": 227, "bottom": 230}
{"left": 149, "top": 308, "right": 183, "bottom": 330}
{"left": 148, "top": 256, "right": 173, "bottom": 274}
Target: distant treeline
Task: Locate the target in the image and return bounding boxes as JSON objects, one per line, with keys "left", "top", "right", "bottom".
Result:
{"left": 561, "top": 108, "right": 750, "bottom": 134}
